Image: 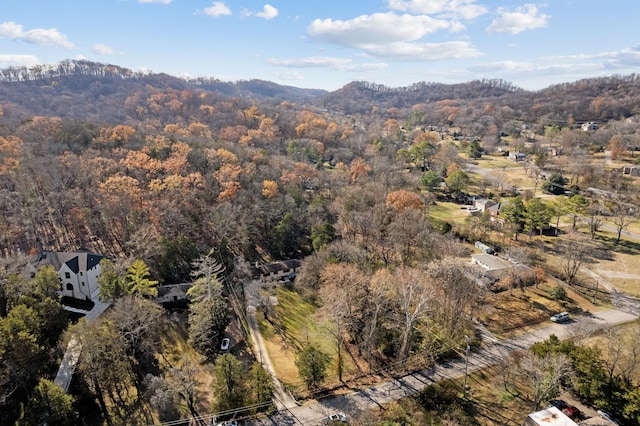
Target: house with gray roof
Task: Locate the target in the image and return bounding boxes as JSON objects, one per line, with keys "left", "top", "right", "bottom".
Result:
{"left": 39, "top": 251, "right": 105, "bottom": 301}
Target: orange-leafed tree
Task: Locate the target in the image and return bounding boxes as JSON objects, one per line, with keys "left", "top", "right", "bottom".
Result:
{"left": 0, "top": 135, "right": 22, "bottom": 173}
{"left": 279, "top": 162, "right": 317, "bottom": 188}
{"left": 199, "top": 104, "right": 215, "bottom": 117}
{"left": 295, "top": 111, "right": 328, "bottom": 140}
{"left": 261, "top": 180, "right": 278, "bottom": 198}
{"left": 385, "top": 189, "right": 424, "bottom": 212}
{"left": 349, "top": 157, "right": 371, "bottom": 183}
{"left": 217, "top": 181, "right": 240, "bottom": 202}
{"left": 186, "top": 122, "right": 211, "bottom": 138}
{"left": 219, "top": 125, "right": 249, "bottom": 143}
{"left": 121, "top": 150, "right": 163, "bottom": 180}
{"left": 163, "top": 141, "right": 192, "bottom": 175}
{"left": 108, "top": 124, "right": 136, "bottom": 145}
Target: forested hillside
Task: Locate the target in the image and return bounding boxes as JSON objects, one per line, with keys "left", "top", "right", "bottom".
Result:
{"left": 1, "top": 60, "right": 640, "bottom": 425}
{"left": 1, "top": 60, "right": 640, "bottom": 278}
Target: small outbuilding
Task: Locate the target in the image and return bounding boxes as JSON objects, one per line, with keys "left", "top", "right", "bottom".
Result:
{"left": 524, "top": 407, "right": 577, "bottom": 426}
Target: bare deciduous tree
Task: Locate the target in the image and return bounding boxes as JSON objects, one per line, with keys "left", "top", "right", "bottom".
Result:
{"left": 556, "top": 236, "right": 589, "bottom": 286}
{"left": 518, "top": 350, "right": 572, "bottom": 409}
{"left": 607, "top": 200, "right": 638, "bottom": 243}
{"left": 394, "top": 267, "right": 435, "bottom": 362}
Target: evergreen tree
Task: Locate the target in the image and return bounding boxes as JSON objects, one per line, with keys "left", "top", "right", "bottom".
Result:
{"left": 21, "top": 379, "right": 78, "bottom": 426}
{"left": 188, "top": 297, "right": 230, "bottom": 358}
{"left": 295, "top": 343, "right": 331, "bottom": 390}
{"left": 212, "top": 354, "right": 245, "bottom": 412}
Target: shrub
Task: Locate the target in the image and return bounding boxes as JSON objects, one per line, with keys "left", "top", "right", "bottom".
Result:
{"left": 549, "top": 285, "right": 567, "bottom": 301}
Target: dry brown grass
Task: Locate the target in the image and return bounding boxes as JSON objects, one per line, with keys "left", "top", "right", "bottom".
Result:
{"left": 257, "top": 287, "right": 360, "bottom": 394}
{"left": 157, "top": 314, "right": 216, "bottom": 419}
{"left": 477, "top": 282, "right": 576, "bottom": 338}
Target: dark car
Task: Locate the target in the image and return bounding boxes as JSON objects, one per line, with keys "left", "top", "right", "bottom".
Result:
{"left": 548, "top": 400, "right": 568, "bottom": 410}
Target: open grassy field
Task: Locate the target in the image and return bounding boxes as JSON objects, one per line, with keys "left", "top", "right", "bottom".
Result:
{"left": 428, "top": 200, "right": 474, "bottom": 226}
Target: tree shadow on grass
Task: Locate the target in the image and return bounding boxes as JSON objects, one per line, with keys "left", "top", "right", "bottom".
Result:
{"left": 595, "top": 234, "right": 640, "bottom": 256}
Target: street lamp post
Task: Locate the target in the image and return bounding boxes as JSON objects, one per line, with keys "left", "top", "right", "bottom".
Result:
{"left": 463, "top": 335, "right": 470, "bottom": 398}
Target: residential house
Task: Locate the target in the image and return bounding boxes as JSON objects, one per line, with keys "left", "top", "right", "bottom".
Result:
{"left": 254, "top": 259, "right": 301, "bottom": 282}
{"left": 471, "top": 253, "right": 510, "bottom": 271}
{"left": 39, "top": 251, "right": 105, "bottom": 301}
{"left": 487, "top": 200, "right": 509, "bottom": 224}
{"left": 509, "top": 151, "right": 527, "bottom": 162}
{"left": 154, "top": 283, "right": 193, "bottom": 304}
{"left": 474, "top": 198, "right": 497, "bottom": 213}
{"left": 622, "top": 165, "right": 640, "bottom": 176}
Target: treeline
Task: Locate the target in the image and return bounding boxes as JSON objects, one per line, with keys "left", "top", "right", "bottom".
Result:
{"left": 0, "top": 60, "right": 147, "bottom": 83}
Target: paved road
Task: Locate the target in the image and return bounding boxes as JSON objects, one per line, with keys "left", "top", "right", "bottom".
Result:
{"left": 247, "top": 308, "right": 638, "bottom": 425}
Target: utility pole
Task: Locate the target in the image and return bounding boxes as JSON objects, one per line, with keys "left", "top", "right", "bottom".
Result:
{"left": 463, "top": 335, "right": 470, "bottom": 398}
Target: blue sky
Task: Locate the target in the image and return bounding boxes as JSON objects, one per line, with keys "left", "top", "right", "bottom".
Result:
{"left": 0, "top": 0, "right": 639, "bottom": 91}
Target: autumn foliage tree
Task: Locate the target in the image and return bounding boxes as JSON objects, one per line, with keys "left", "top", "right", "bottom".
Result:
{"left": 385, "top": 189, "right": 424, "bottom": 212}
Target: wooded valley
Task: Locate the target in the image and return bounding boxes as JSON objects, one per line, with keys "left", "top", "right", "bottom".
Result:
{"left": 1, "top": 60, "right": 640, "bottom": 425}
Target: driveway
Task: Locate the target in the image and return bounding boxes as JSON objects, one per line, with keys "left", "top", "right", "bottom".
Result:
{"left": 243, "top": 277, "right": 298, "bottom": 411}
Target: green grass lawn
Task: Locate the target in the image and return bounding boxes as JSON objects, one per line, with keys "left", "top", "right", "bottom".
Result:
{"left": 428, "top": 200, "right": 473, "bottom": 226}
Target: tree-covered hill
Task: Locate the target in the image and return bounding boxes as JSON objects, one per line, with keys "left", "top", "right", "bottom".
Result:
{"left": 3, "top": 60, "right": 640, "bottom": 126}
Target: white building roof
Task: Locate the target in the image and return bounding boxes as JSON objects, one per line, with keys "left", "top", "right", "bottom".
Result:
{"left": 525, "top": 407, "right": 577, "bottom": 426}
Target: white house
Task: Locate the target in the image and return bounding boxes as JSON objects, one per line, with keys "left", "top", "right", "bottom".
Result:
{"left": 39, "top": 251, "right": 105, "bottom": 301}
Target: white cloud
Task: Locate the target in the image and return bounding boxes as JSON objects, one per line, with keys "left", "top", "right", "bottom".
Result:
{"left": 254, "top": 4, "right": 279, "bottom": 20}
{"left": 276, "top": 70, "right": 304, "bottom": 81}
{"left": 363, "top": 40, "right": 481, "bottom": 60}
{"left": 0, "top": 21, "right": 74, "bottom": 48}
{"left": 308, "top": 12, "right": 452, "bottom": 47}
{"left": 269, "top": 56, "right": 388, "bottom": 72}
{"left": 0, "top": 54, "right": 40, "bottom": 67}
{"left": 138, "top": 0, "right": 172, "bottom": 3}
{"left": 486, "top": 4, "right": 549, "bottom": 34}
{"left": 387, "top": 0, "right": 488, "bottom": 20}
{"left": 203, "top": 2, "right": 232, "bottom": 17}
{"left": 91, "top": 44, "right": 123, "bottom": 55}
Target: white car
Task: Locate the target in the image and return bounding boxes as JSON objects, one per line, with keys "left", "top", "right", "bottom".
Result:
{"left": 597, "top": 409, "right": 620, "bottom": 425}
{"left": 325, "top": 412, "right": 348, "bottom": 423}
{"left": 550, "top": 312, "right": 570, "bottom": 323}
{"left": 216, "top": 421, "right": 237, "bottom": 426}
{"left": 220, "top": 338, "right": 230, "bottom": 351}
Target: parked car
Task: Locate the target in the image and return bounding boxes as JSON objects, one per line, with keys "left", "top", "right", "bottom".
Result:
{"left": 597, "top": 409, "right": 621, "bottom": 425}
{"left": 561, "top": 405, "right": 579, "bottom": 419}
{"left": 216, "top": 421, "right": 238, "bottom": 426}
{"left": 550, "top": 312, "right": 570, "bottom": 323}
{"left": 323, "top": 412, "right": 348, "bottom": 424}
{"left": 548, "top": 400, "right": 568, "bottom": 410}
{"left": 220, "top": 338, "right": 230, "bottom": 351}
